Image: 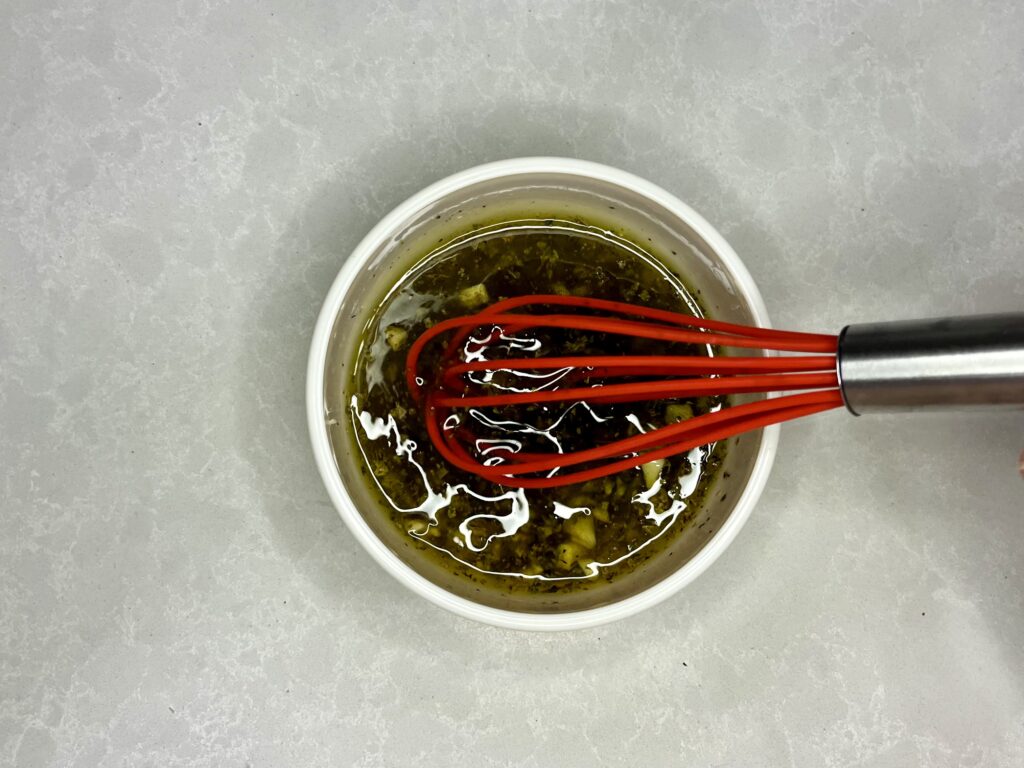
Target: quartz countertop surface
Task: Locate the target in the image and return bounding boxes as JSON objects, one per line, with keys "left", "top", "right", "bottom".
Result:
{"left": 2, "top": 1, "right": 1023, "bottom": 765}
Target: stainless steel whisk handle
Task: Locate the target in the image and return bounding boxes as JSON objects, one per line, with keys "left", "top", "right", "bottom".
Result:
{"left": 837, "top": 313, "right": 1024, "bottom": 415}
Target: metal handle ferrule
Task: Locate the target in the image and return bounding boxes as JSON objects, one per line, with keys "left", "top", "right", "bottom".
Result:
{"left": 837, "top": 313, "right": 1024, "bottom": 415}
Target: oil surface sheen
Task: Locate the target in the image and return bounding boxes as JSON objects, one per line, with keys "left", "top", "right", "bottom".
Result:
{"left": 346, "top": 218, "right": 727, "bottom": 596}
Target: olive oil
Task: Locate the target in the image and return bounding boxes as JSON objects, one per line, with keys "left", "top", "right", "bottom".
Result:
{"left": 346, "top": 218, "right": 726, "bottom": 596}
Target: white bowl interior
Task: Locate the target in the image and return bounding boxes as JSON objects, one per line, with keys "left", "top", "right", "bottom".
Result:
{"left": 309, "top": 159, "right": 776, "bottom": 628}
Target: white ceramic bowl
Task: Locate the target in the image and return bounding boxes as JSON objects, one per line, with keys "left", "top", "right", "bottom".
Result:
{"left": 307, "top": 158, "right": 777, "bottom": 630}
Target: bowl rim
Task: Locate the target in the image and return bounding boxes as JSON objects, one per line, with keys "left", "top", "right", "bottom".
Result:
{"left": 306, "top": 157, "right": 778, "bottom": 631}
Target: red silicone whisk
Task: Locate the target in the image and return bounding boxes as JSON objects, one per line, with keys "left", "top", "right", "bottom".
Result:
{"left": 405, "top": 294, "right": 1024, "bottom": 489}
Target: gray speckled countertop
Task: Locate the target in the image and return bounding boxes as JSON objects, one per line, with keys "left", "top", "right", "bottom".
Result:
{"left": 2, "top": 1, "right": 1023, "bottom": 765}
